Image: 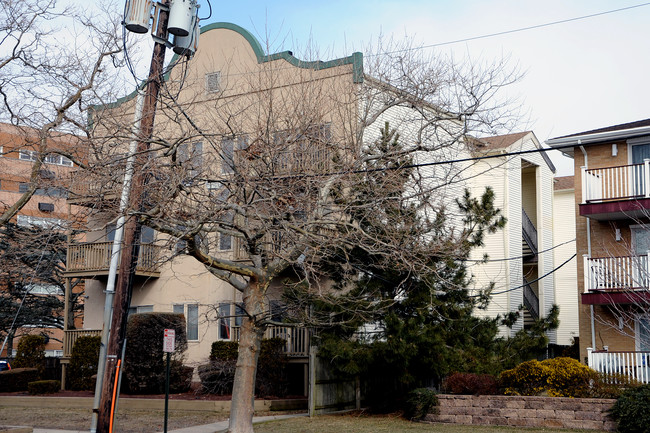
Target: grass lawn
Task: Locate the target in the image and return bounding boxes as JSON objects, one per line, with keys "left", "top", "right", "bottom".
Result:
{"left": 254, "top": 413, "right": 606, "bottom": 433}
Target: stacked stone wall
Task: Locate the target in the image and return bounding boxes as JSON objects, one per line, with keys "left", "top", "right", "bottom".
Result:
{"left": 425, "top": 395, "right": 616, "bottom": 431}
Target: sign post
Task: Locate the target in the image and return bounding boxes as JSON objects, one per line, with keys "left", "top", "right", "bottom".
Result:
{"left": 163, "top": 329, "right": 175, "bottom": 433}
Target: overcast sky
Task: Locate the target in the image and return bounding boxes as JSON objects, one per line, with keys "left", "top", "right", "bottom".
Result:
{"left": 175, "top": 0, "right": 646, "bottom": 176}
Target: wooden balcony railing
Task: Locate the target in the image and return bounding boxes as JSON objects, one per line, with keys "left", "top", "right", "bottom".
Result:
{"left": 582, "top": 160, "right": 650, "bottom": 203}
{"left": 66, "top": 242, "right": 162, "bottom": 276}
{"left": 63, "top": 329, "right": 102, "bottom": 358}
{"left": 588, "top": 347, "right": 650, "bottom": 384}
{"left": 231, "top": 325, "right": 310, "bottom": 357}
{"left": 584, "top": 254, "right": 649, "bottom": 292}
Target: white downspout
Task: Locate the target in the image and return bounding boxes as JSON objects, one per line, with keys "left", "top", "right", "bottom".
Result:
{"left": 580, "top": 144, "right": 596, "bottom": 351}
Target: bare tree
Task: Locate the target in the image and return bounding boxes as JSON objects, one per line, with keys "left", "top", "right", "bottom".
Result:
{"left": 0, "top": 0, "right": 125, "bottom": 226}
{"left": 86, "top": 28, "right": 520, "bottom": 433}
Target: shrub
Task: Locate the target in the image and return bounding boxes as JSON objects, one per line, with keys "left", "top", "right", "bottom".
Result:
{"left": 443, "top": 372, "right": 498, "bottom": 395}
{"left": 611, "top": 384, "right": 650, "bottom": 433}
{"left": 500, "top": 357, "right": 615, "bottom": 398}
{"left": 256, "top": 338, "right": 288, "bottom": 397}
{"left": 201, "top": 338, "right": 288, "bottom": 397}
{"left": 28, "top": 380, "right": 60, "bottom": 395}
{"left": 123, "top": 313, "right": 190, "bottom": 394}
{"left": 12, "top": 335, "right": 46, "bottom": 374}
{"left": 67, "top": 335, "right": 101, "bottom": 391}
{"left": 500, "top": 359, "right": 549, "bottom": 396}
{"left": 542, "top": 357, "right": 596, "bottom": 397}
{"left": 0, "top": 368, "right": 39, "bottom": 392}
{"left": 209, "top": 341, "right": 238, "bottom": 361}
{"left": 403, "top": 388, "right": 438, "bottom": 420}
{"left": 198, "top": 360, "right": 237, "bottom": 395}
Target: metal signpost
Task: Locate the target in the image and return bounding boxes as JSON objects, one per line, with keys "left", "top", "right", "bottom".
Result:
{"left": 163, "top": 328, "right": 176, "bottom": 433}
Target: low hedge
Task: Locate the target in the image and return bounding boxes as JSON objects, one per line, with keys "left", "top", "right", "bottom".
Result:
{"left": 28, "top": 380, "right": 61, "bottom": 395}
{"left": 443, "top": 372, "right": 498, "bottom": 395}
{"left": 0, "top": 368, "right": 39, "bottom": 392}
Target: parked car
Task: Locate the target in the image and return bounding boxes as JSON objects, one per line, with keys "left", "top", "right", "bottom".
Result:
{"left": 0, "top": 360, "right": 11, "bottom": 371}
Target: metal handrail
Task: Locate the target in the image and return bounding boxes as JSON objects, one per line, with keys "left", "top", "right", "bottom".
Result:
{"left": 522, "top": 277, "right": 539, "bottom": 320}
{"left": 521, "top": 208, "right": 538, "bottom": 255}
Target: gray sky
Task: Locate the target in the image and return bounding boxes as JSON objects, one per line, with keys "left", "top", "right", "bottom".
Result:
{"left": 110, "top": 1, "right": 650, "bottom": 175}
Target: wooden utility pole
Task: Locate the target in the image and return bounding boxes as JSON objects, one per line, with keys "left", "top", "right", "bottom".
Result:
{"left": 95, "top": 2, "right": 170, "bottom": 431}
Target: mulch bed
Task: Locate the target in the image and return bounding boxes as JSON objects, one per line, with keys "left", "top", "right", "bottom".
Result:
{"left": 0, "top": 390, "right": 305, "bottom": 401}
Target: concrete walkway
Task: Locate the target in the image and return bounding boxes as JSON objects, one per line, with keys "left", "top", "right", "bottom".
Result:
{"left": 30, "top": 414, "right": 304, "bottom": 433}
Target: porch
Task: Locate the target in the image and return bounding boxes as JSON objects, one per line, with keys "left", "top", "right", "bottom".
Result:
{"left": 580, "top": 162, "right": 650, "bottom": 220}
{"left": 232, "top": 325, "right": 310, "bottom": 358}
{"left": 64, "top": 242, "right": 162, "bottom": 278}
{"left": 587, "top": 347, "right": 650, "bottom": 384}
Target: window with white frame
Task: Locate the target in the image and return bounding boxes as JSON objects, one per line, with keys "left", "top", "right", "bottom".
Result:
{"left": 44, "top": 153, "right": 73, "bottom": 167}
{"left": 19, "top": 150, "right": 37, "bottom": 161}
{"left": 16, "top": 214, "right": 65, "bottom": 229}
{"left": 637, "top": 317, "right": 650, "bottom": 351}
{"left": 18, "top": 149, "right": 73, "bottom": 166}
{"left": 127, "top": 305, "right": 153, "bottom": 316}
{"left": 173, "top": 303, "right": 199, "bottom": 341}
{"left": 24, "top": 284, "right": 63, "bottom": 296}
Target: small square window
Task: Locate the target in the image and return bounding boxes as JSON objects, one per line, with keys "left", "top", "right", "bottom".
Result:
{"left": 205, "top": 72, "right": 221, "bottom": 94}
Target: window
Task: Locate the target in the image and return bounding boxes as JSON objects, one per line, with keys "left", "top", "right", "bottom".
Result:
{"left": 24, "top": 284, "right": 63, "bottom": 295}
{"left": 205, "top": 71, "right": 221, "bottom": 93}
{"left": 221, "top": 136, "right": 247, "bottom": 174}
{"left": 173, "top": 303, "right": 199, "bottom": 341}
{"left": 637, "top": 317, "right": 650, "bottom": 351}
{"left": 234, "top": 303, "right": 245, "bottom": 327}
{"left": 38, "top": 202, "right": 54, "bottom": 213}
{"left": 269, "top": 300, "right": 285, "bottom": 322}
{"left": 219, "top": 212, "right": 234, "bottom": 251}
{"left": 44, "top": 153, "right": 73, "bottom": 167}
{"left": 177, "top": 142, "right": 203, "bottom": 180}
{"left": 19, "top": 150, "right": 72, "bottom": 166}
{"left": 18, "top": 183, "right": 30, "bottom": 193}
{"left": 187, "top": 304, "right": 199, "bottom": 341}
{"left": 19, "top": 150, "right": 37, "bottom": 161}
{"left": 35, "top": 186, "right": 68, "bottom": 198}
{"left": 107, "top": 224, "right": 154, "bottom": 243}
{"left": 127, "top": 305, "right": 153, "bottom": 315}
{"left": 16, "top": 214, "right": 64, "bottom": 229}
{"left": 218, "top": 303, "right": 231, "bottom": 339}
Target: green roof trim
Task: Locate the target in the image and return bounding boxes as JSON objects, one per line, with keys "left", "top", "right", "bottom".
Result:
{"left": 201, "top": 22, "right": 364, "bottom": 83}
{"left": 91, "top": 22, "right": 364, "bottom": 120}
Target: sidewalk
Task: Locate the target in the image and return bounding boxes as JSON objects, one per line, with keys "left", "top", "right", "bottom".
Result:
{"left": 30, "top": 414, "right": 304, "bottom": 433}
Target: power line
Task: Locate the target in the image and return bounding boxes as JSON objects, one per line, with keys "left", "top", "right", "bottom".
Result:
{"left": 373, "top": 2, "right": 650, "bottom": 55}
{"left": 474, "top": 253, "right": 577, "bottom": 298}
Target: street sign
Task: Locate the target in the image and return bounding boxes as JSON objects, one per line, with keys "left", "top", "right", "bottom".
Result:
{"left": 163, "top": 329, "right": 175, "bottom": 353}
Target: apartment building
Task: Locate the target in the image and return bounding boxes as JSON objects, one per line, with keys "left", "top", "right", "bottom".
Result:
{"left": 547, "top": 119, "right": 650, "bottom": 380}
{"left": 469, "top": 131, "right": 562, "bottom": 340}
{"left": 0, "top": 123, "right": 81, "bottom": 358}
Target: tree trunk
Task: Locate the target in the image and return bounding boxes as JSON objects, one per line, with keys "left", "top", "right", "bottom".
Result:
{"left": 228, "top": 280, "right": 265, "bottom": 433}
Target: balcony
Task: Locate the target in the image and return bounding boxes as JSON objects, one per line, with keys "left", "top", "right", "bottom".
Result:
{"left": 580, "top": 162, "right": 650, "bottom": 220}
{"left": 65, "top": 242, "right": 162, "bottom": 278}
{"left": 63, "top": 329, "right": 102, "bottom": 359}
{"left": 232, "top": 325, "right": 310, "bottom": 357}
{"left": 588, "top": 348, "right": 650, "bottom": 384}
{"left": 582, "top": 255, "right": 650, "bottom": 305}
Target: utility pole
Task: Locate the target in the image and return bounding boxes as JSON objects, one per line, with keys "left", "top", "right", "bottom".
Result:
{"left": 95, "top": 2, "right": 171, "bottom": 432}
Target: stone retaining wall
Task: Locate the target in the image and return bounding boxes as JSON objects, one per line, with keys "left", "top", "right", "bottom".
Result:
{"left": 425, "top": 395, "right": 616, "bottom": 431}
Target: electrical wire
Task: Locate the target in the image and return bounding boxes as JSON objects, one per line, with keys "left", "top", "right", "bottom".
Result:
{"left": 472, "top": 253, "right": 577, "bottom": 298}
{"left": 199, "top": 0, "right": 212, "bottom": 21}
{"left": 367, "top": 2, "right": 650, "bottom": 56}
